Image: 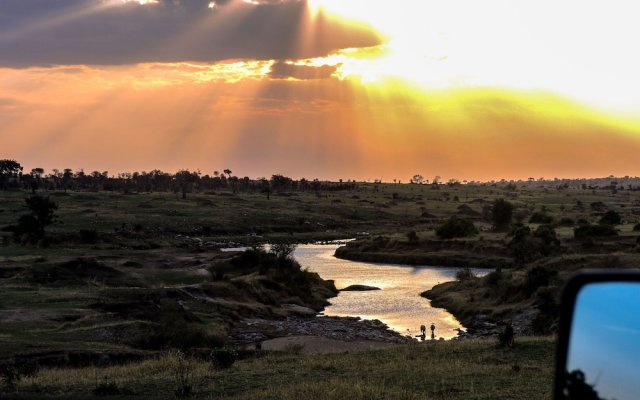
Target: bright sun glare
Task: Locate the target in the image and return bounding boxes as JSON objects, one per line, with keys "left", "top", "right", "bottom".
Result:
{"left": 310, "top": 0, "right": 640, "bottom": 112}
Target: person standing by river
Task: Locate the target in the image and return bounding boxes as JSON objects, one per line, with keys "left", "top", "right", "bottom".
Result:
{"left": 430, "top": 323, "right": 436, "bottom": 340}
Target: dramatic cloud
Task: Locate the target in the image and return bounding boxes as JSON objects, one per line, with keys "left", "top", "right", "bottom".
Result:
{"left": 269, "top": 61, "right": 337, "bottom": 80}
{"left": 0, "top": 0, "right": 382, "bottom": 67}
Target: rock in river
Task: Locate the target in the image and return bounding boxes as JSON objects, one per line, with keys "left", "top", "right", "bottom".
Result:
{"left": 340, "top": 285, "right": 381, "bottom": 292}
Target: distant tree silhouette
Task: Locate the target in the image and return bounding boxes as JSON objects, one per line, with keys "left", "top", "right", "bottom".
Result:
{"left": 0, "top": 159, "right": 23, "bottom": 190}
{"left": 29, "top": 168, "right": 45, "bottom": 193}
{"left": 175, "top": 170, "right": 198, "bottom": 199}
{"left": 271, "top": 175, "right": 293, "bottom": 192}
{"left": 410, "top": 174, "right": 424, "bottom": 184}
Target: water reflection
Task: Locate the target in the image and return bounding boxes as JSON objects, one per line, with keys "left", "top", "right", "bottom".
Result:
{"left": 294, "top": 244, "right": 487, "bottom": 339}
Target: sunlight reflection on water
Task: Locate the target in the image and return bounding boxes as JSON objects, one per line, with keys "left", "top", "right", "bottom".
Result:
{"left": 294, "top": 244, "right": 488, "bottom": 339}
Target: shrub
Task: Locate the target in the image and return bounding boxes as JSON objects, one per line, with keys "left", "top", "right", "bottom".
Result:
{"left": 485, "top": 270, "right": 503, "bottom": 287}
{"left": 491, "top": 199, "right": 513, "bottom": 230}
{"left": 599, "top": 210, "right": 621, "bottom": 226}
{"left": 509, "top": 225, "right": 560, "bottom": 263}
{"left": 529, "top": 212, "right": 554, "bottom": 224}
{"left": 574, "top": 224, "right": 618, "bottom": 239}
{"left": 456, "top": 267, "right": 475, "bottom": 282}
{"left": 558, "top": 218, "right": 575, "bottom": 227}
{"left": 436, "top": 217, "right": 478, "bottom": 239}
{"left": 270, "top": 243, "right": 297, "bottom": 259}
{"left": 524, "top": 266, "right": 558, "bottom": 296}
{"left": 406, "top": 230, "right": 419, "bottom": 243}
{"left": 210, "top": 348, "right": 238, "bottom": 369}
{"left": 5, "top": 195, "right": 58, "bottom": 244}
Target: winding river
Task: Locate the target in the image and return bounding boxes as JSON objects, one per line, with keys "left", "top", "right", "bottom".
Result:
{"left": 293, "top": 244, "right": 488, "bottom": 339}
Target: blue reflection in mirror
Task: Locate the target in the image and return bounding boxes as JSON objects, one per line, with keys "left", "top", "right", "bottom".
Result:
{"left": 565, "top": 282, "right": 640, "bottom": 400}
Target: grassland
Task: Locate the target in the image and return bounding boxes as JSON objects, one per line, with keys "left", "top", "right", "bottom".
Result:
{"left": 1, "top": 182, "right": 639, "bottom": 397}
{"left": 6, "top": 337, "right": 555, "bottom": 400}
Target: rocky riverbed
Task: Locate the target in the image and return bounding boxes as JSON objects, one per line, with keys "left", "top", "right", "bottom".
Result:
{"left": 232, "top": 314, "right": 412, "bottom": 346}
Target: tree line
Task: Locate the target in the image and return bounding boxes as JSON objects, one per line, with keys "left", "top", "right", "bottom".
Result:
{"left": 0, "top": 159, "right": 359, "bottom": 197}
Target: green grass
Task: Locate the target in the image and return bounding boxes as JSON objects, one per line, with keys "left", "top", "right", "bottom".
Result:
{"left": 8, "top": 338, "right": 555, "bottom": 400}
{"left": 1, "top": 184, "right": 638, "bottom": 398}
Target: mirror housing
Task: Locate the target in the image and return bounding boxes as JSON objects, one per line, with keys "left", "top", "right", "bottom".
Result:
{"left": 555, "top": 271, "right": 640, "bottom": 400}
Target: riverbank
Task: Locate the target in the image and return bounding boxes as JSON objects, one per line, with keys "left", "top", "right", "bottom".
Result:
{"left": 423, "top": 251, "right": 640, "bottom": 337}
{"left": 334, "top": 236, "right": 513, "bottom": 269}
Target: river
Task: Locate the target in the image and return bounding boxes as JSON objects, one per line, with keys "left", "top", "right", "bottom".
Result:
{"left": 293, "top": 244, "right": 488, "bottom": 340}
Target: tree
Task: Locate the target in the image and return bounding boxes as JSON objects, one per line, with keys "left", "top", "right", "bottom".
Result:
{"left": 491, "top": 199, "right": 513, "bottom": 231}
{"left": 410, "top": 175, "right": 424, "bottom": 184}
{"left": 5, "top": 195, "right": 58, "bottom": 244}
{"left": 175, "top": 170, "right": 198, "bottom": 199}
{"left": 0, "top": 159, "right": 23, "bottom": 190}
{"left": 62, "top": 169, "right": 73, "bottom": 191}
{"left": 29, "top": 168, "right": 44, "bottom": 193}
{"left": 223, "top": 169, "right": 232, "bottom": 178}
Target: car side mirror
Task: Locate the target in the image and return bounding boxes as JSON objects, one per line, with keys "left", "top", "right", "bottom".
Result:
{"left": 555, "top": 272, "right": 640, "bottom": 400}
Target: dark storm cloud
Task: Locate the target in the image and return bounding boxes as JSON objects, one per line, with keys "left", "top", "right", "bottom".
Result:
{"left": 269, "top": 60, "right": 338, "bottom": 80}
{"left": 0, "top": 0, "right": 382, "bottom": 67}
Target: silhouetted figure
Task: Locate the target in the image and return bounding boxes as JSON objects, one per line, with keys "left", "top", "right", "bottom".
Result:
{"left": 563, "top": 370, "right": 605, "bottom": 400}
{"left": 419, "top": 324, "right": 426, "bottom": 341}
{"left": 430, "top": 323, "right": 436, "bottom": 340}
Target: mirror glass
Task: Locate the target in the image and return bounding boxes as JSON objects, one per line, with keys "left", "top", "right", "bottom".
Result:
{"left": 564, "top": 282, "right": 640, "bottom": 400}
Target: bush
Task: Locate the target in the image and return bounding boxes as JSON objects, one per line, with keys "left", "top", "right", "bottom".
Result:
{"left": 436, "top": 217, "right": 478, "bottom": 239}
{"left": 456, "top": 267, "right": 475, "bottom": 282}
{"left": 529, "top": 212, "right": 554, "bottom": 224}
{"left": 210, "top": 347, "right": 238, "bottom": 369}
{"left": 574, "top": 224, "right": 618, "bottom": 239}
{"left": 524, "top": 266, "right": 558, "bottom": 296}
{"left": 599, "top": 210, "right": 621, "bottom": 226}
{"left": 270, "top": 243, "right": 297, "bottom": 259}
{"left": 484, "top": 270, "right": 503, "bottom": 287}
{"left": 558, "top": 218, "right": 575, "bottom": 227}
{"left": 491, "top": 199, "right": 513, "bottom": 230}
{"left": 508, "top": 225, "right": 560, "bottom": 264}
{"left": 5, "top": 195, "right": 58, "bottom": 244}
{"left": 406, "top": 230, "right": 419, "bottom": 243}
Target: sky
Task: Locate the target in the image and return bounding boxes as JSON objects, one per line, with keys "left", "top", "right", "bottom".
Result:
{"left": 2, "top": 0, "right": 640, "bottom": 181}
{"left": 567, "top": 283, "right": 640, "bottom": 400}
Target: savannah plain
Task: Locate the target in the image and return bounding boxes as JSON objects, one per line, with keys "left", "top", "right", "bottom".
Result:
{"left": 2, "top": 173, "right": 640, "bottom": 399}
